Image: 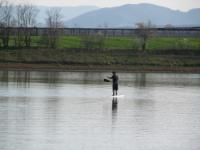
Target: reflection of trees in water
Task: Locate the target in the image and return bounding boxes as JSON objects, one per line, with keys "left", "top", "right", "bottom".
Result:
{"left": 82, "top": 71, "right": 89, "bottom": 84}
{"left": 46, "top": 72, "right": 60, "bottom": 84}
{"left": 24, "top": 72, "right": 30, "bottom": 83}
{"left": 13, "top": 71, "right": 30, "bottom": 87}
{"left": 82, "top": 71, "right": 105, "bottom": 85}
{"left": 39, "top": 72, "right": 60, "bottom": 86}
{"left": 0, "top": 70, "right": 31, "bottom": 87}
{"left": 0, "top": 71, "right": 9, "bottom": 86}
{"left": 135, "top": 73, "right": 147, "bottom": 87}
{"left": 37, "top": 71, "right": 106, "bottom": 85}
{"left": 68, "top": 71, "right": 106, "bottom": 85}
{"left": 0, "top": 70, "right": 62, "bottom": 87}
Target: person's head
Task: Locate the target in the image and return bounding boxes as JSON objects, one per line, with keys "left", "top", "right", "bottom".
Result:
{"left": 112, "top": 71, "right": 116, "bottom": 75}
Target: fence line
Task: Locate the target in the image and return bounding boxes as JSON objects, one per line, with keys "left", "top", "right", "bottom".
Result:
{"left": 0, "top": 27, "right": 200, "bottom": 37}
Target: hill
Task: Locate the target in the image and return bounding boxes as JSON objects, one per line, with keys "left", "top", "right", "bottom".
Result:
{"left": 36, "top": 6, "right": 99, "bottom": 26}
{"left": 65, "top": 3, "right": 200, "bottom": 27}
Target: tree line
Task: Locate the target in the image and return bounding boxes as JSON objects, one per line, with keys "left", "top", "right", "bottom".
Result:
{"left": 0, "top": 0, "right": 63, "bottom": 48}
{"left": 0, "top": 0, "right": 154, "bottom": 51}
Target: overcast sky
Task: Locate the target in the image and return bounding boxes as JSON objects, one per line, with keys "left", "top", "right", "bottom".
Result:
{"left": 9, "top": 0, "right": 200, "bottom": 11}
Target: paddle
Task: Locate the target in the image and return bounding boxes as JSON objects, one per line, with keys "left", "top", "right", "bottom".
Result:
{"left": 104, "top": 78, "right": 110, "bottom": 82}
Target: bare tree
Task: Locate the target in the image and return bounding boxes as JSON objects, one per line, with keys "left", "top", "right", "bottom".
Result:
{"left": 81, "top": 31, "right": 105, "bottom": 50}
{"left": 44, "top": 8, "right": 64, "bottom": 48}
{"left": 0, "top": 0, "right": 4, "bottom": 23}
{"left": 165, "top": 24, "right": 173, "bottom": 28}
{"left": 0, "top": 0, "right": 3, "bottom": 47}
{"left": 0, "top": 0, "right": 3, "bottom": 15}
{"left": 23, "top": 4, "right": 38, "bottom": 47}
{"left": 94, "top": 31, "right": 105, "bottom": 50}
{"left": 81, "top": 35, "right": 94, "bottom": 50}
{"left": 15, "top": 5, "right": 24, "bottom": 47}
{"left": 0, "top": 0, "right": 13, "bottom": 47}
{"left": 15, "top": 4, "right": 38, "bottom": 47}
{"left": 135, "top": 21, "right": 155, "bottom": 51}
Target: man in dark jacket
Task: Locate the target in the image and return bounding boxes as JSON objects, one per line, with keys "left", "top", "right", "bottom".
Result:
{"left": 108, "top": 72, "right": 119, "bottom": 96}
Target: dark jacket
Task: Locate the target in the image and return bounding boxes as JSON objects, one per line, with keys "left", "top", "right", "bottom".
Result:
{"left": 111, "top": 74, "right": 118, "bottom": 90}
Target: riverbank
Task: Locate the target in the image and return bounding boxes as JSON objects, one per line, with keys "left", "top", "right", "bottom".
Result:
{"left": 1, "top": 48, "right": 200, "bottom": 66}
{"left": 1, "top": 63, "right": 200, "bottom": 73}
{"left": 1, "top": 45, "right": 200, "bottom": 73}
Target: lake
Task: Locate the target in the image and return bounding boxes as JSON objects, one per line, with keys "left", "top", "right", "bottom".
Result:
{"left": 0, "top": 70, "right": 200, "bottom": 150}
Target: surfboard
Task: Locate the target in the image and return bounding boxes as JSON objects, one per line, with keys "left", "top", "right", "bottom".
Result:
{"left": 111, "top": 95, "right": 125, "bottom": 98}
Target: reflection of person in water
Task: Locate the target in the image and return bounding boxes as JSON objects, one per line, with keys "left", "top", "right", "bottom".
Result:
{"left": 112, "top": 97, "right": 118, "bottom": 108}
{"left": 111, "top": 97, "right": 118, "bottom": 132}
{"left": 108, "top": 72, "right": 119, "bottom": 96}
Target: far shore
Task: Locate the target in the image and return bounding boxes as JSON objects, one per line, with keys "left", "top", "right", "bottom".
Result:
{"left": 0, "top": 63, "right": 200, "bottom": 73}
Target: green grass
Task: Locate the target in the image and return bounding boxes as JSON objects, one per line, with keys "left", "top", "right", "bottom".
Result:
{"left": 58, "top": 36, "right": 83, "bottom": 48}
{"left": 147, "top": 37, "right": 200, "bottom": 50}
{"left": 1, "top": 36, "right": 200, "bottom": 67}
{"left": 4, "top": 36, "right": 200, "bottom": 50}
{"left": 60, "top": 36, "right": 200, "bottom": 50}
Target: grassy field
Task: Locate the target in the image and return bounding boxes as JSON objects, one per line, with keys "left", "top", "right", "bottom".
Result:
{"left": 5, "top": 36, "right": 200, "bottom": 50}
{"left": 0, "top": 36, "right": 200, "bottom": 71}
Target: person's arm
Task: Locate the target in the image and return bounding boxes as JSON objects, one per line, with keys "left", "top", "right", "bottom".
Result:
{"left": 107, "top": 75, "right": 113, "bottom": 79}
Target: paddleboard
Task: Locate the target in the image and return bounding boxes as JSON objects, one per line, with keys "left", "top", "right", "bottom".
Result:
{"left": 111, "top": 95, "right": 125, "bottom": 98}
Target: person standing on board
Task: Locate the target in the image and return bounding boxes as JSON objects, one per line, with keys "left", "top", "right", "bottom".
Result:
{"left": 108, "top": 72, "right": 119, "bottom": 96}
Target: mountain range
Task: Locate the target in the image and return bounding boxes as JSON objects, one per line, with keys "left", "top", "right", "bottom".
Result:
{"left": 65, "top": 3, "right": 200, "bottom": 28}
{"left": 36, "top": 6, "right": 99, "bottom": 26}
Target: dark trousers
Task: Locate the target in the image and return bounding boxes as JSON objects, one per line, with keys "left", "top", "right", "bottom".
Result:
{"left": 112, "top": 83, "right": 118, "bottom": 95}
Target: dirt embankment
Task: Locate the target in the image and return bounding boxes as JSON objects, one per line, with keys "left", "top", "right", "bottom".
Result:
{"left": 1, "top": 63, "right": 200, "bottom": 73}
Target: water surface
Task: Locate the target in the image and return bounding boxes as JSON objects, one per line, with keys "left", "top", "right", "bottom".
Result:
{"left": 0, "top": 71, "right": 200, "bottom": 150}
